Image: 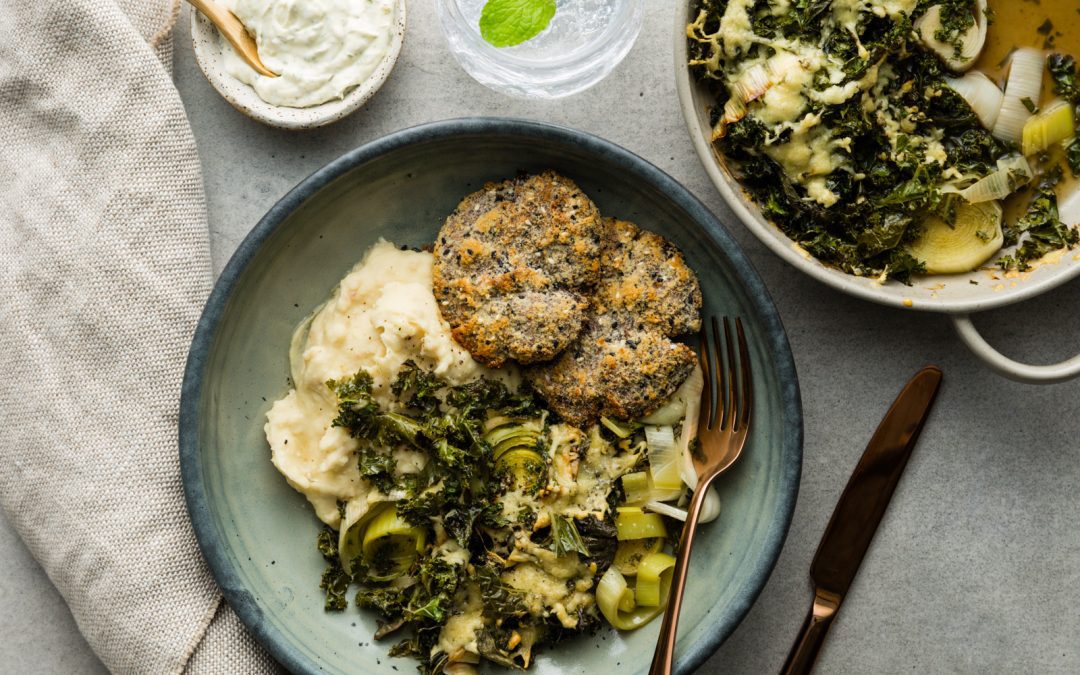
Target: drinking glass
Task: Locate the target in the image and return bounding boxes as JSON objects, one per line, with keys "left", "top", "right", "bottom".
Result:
{"left": 436, "top": 0, "right": 645, "bottom": 99}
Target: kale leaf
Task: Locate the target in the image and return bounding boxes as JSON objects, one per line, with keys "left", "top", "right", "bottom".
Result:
{"left": 316, "top": 528, "right": 352, "bottom": 611}
{"left": 548, "top": 514, "right": 590, "bottom": 558}
{"left": 1048, "top": 53, "right": 1080, "bottom": 104}
{"left": 1000, "top": 169, "right": 1080, "bottom": 271}
{"left": 475, "top": 564, "right": 528, "bottom": 620}
{"left": 328, "top": 371, "right": 380, "bottom": 438}
{"left": 576, "top": 514, "right": 618, "bottom": 575}
{"left": 1066, "top": 138, "right": 1080, "bottom": 178}
{"left": 391, "top": 360, "right": 444, "bottom": 415}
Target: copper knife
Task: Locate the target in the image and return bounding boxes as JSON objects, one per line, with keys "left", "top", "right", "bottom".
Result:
{"left": 781, "top": 365, "right": 943, "bottom": 675}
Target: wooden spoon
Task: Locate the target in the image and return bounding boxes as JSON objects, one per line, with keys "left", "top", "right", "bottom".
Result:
{"left": 188, "top": 0, "right": 277, "bottom": 77}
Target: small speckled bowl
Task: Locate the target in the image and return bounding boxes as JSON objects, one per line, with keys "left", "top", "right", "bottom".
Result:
{"left": 180, "top": 119, "right": 803, "bottom": 675}
{"left": 190, "top": 0, "right": 406, "bottom": 129}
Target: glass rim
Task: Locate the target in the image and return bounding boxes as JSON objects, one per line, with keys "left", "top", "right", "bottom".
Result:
{"left": 436, "top": 0, "right": 644, "bottom": 71}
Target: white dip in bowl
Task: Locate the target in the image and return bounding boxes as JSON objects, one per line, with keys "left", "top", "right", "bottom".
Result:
{"left": 221, "top": 0, "right": 395, "bottom": 108}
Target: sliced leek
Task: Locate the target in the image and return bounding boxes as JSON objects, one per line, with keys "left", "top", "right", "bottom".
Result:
{"left": 993, "top": 48, "right": 1045, "bottom": 143}
{"left": 484, "top": 417, "right": 543, "bottom": 462}
{"left": 620, "top": 471, "right": 651, "bottom": 505}
{"left": 361, "top": 503, "right": 426, "bottom": 581}
{"left": 612, "top": 538, "right": 664, "bottom": 577}
{"left": 644, "top": 500, "right": 691, "bottom": 522}
{"left": 645, "top": 425, "right": 682, "bottom": 492}
{"left": 615, "top": 506, "right": 668, "bottom": 540}
{"left": 634, "top": 552, "right": 677, "bottom": 607}
{"left": 497, "top": 447, "right": 547, "bottom": 492}
{"left": 944, "top": 71, "right": 1004, "bottom": 130}
{"left": 676, "top": 364, "right": 721, "bottom": 524}
{"left": 915, "top": 0, "right": 987, "bottom": 72}
{"left": 597, "top": 565, "right": 673, "bottom": 630}
{"left": 958, "top": 154, "right": 1033, "bottom": 204}
{"left": 339, "top": 499, "right": 390, "bottom": 574}
{"left": 716, "top": 52, "right": 807, "bottom": 135}
{"left": 1021, "top": 100, "right": 1076, "bottom": 156}
{"left": 908, "top": 200, "right": 1004, "bottom": 274}
{"left": 600, "top": 416, "right": 640, "bottom": 439}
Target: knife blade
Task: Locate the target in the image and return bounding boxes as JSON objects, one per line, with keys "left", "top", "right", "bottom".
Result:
{"left": 781, "top": 365, "right": 943, "bottom": 675}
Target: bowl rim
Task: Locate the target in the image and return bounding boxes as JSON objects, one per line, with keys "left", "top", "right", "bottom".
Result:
{"left": 189, "top": 0, "right": 406, "bottom": 130}
{"left": 673, "top": 3, "right": 1080, "bottom": 315}
{"left": 179, "top": 117, "right": 804, "bottom": 674}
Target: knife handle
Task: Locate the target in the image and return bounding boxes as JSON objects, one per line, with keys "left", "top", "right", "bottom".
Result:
{"left": 780, "top": 587, "right": 841, "bottom": 675}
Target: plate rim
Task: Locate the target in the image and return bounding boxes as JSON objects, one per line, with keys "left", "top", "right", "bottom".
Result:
{"left": 179, "top": 117, "right": 804, "bottom": 674}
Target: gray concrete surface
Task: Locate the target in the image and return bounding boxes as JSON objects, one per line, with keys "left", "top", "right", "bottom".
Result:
{"left": 2, "top": 2, "right": 1078, "bottom": 673}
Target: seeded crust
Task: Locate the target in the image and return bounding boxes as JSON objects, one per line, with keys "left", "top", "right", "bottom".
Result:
{"left": 433, "top": 172, "right": 603, "bottom": 367}
{"left": 591, "top": 218, "right": 703, "bottom": 335}
{"left": 527, "top": 218, "right": 702, "bottom": 426}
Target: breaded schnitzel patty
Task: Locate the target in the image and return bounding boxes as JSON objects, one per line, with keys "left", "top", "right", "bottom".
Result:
{"left": 527, "top": 219, "right": 702, "bottom": 426}
{"left": 433, "top": 172, "right": 602, "bottom": 367}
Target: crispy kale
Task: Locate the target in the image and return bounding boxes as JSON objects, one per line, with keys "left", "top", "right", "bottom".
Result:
{"left": 1048, "top": 54, "right": 1080, "bottom": 178}
{"left": 548, "top": 515, "right": 590, "bottom": 558}
{"left": 575, "top": 515, "right": 619, "bottom": 576}
{"left": 388, "top": 627, "right": 445, "bottom": 675}
{"left": 709, "top": 46, "right": 976, "bottom": 281}
{"left": 1066, "top": 139, "right": 1080, "bottom": 178}
{"left": 355, "top": 557, "right": 465, "bottom": 627}
{"left": 329, "top": 364, "right": 504, "bottom": 518}
{"left": 328, "top": 371, "right": 380, "bottom": 438}
{"left": 475, "top": 563, "right": 528, "bottom": 620}
{"left": 1048, "top": 53, "right": 1080, "bottom": 104}
{"left": 1000, "top": 169, "right": 1080, "bottom": 271}
{"left": 317, "top": 528, "right": 352, "bottom": 611}
{"left": 442, "top": 502, "right": 506, "bottom": 548}
{"left": 391, "top": 360, "right": 444, "bottom": 415}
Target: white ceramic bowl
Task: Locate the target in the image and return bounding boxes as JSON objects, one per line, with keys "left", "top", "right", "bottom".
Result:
{"left": 673, "top": 4, "right": 1080, "bottom": 383}
{"left": 190, "top": 1, "right": 407, "bottom": 130}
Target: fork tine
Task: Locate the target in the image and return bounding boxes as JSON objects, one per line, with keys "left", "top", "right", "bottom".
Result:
{"left": 736, "top": 318, "right": 752, "bottom": 430}
{"left": 709, "top": 317, "right": 724, "bottom": 428}
{"left": 698, "top": 327, "right": 713, "bottom": 429}
{"left": 723, "top": 317, "right": 738, "bottom": 429}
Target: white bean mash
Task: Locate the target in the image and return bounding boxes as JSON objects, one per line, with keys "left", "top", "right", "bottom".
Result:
{"left": 265, "top": 241, "right": 513, "bottom": 526}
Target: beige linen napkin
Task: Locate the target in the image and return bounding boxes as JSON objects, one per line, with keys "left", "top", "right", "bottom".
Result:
{"left": 0, "top": 1, "right": 277, "bottom": 672}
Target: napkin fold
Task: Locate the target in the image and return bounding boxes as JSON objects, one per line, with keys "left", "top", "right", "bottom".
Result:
{"left": 0, "top": 0, "right": 276, "bottom": 671}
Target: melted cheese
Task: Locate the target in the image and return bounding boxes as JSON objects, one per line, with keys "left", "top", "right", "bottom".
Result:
{"left": 436, "top": 584, "right": 484, "bottom": 657}
{"left": 546, "top": 426, "right": 640, "bottom": 519}
{"left": 502, "top": 561, "right": 595, "bottom": 630}
{"left": 765, "top": 123, "right": 844, "bottom": 207}
{"left": 754, "top": 52, "right": 816, "bottom": 124}
{"left": 706, "top": 1, "right": 930, "bottom": 208}
{"left": 717, "top": 0, "right": 757, "bottom": 57}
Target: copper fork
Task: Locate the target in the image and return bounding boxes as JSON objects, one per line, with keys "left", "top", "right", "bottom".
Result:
{"left": 649, "top": 317, "right": 753, "bottom": 675}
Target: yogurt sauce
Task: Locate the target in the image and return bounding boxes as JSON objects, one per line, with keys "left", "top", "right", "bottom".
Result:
{"left": 220, "top": 0, "right": 395, "bottom": 108}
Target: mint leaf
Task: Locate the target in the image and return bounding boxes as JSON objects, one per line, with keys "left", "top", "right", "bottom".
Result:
{"left": 479, "top": 0, "right": 556, "bottom": 48}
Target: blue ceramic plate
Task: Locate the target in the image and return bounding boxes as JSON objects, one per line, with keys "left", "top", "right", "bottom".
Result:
{"left": 180, "top": 118, "right": 802, "bottom": 674}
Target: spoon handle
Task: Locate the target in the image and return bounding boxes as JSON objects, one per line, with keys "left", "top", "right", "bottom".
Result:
{"left": 648, "top": 476, "right": 715, "bottom": 675}
{"left": 187, "top": 0, "right": 277, "bottom": 77}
